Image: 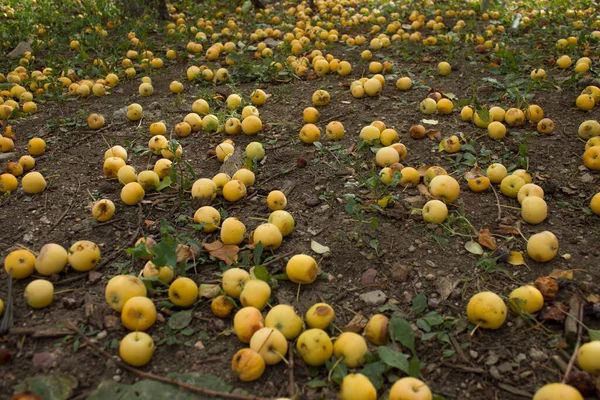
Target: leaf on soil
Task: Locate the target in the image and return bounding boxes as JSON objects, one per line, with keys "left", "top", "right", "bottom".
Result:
{"left": 549, "top": 269, "right": 574, "bottom": 280}
{"left": 412, "top": 293, "right": 428, "bottom": 315}
{"left": 478, "top": 229, "right": 497, "bottom": 250}
{"left": 14, "top": 375, "right": 78, "bottom": 400}
{"left": 342, "top": 313, "right": 368, "bottom": 333}
{"left": 377, "top": 195, "right": 394, "bottom": 208}
{"left": 497, "top": 224, "right": 521, "bottom": 236}
{"left": 508, "top": 251, "right": 525, "bottom": 266}
{"left": 538, "top": 303, "right": 569, "bottom": 323}
{"left": 426, "top": 129, "right": 442, "bottom": 141}
{"left": 202, "top": 241, "right": 239, "bottom": 265}
{"left": 588, "top": 329, "right": 600, "bottom": 341}
{"left": 152, "top": 240, "right": 179, "bottom": 268}
{"left": 310, "top": 240, "right": 330, "bottom": 254}
{"left": 326, "top": 357, "right": 348, "bottom": 385}
{"left": 465, "top": 241, "right": 484, "bottom": 255}
{"left": 168, "top": 310, "right": 193, "bottom": 330}
{"left": 378, "top": 346, "right": 409, "bottom": 373}
{"left": 177, "top": 244, "right": 200, "bottom": 263}
{"left": 87, "top": 373, "right": 231, "bottom": 400}
{"left": 587, "top": 294, "right": 600, "bottom": 304}
{"left": 389, "top": 316, "right": 415, "bottom": 354}
{"left": 416, "top": 184, "right": 431, "bottom": 198}
{"left": 156, "top": 176, "right": 172, "bottom": 191}
{"left": 421, "top": 119, "right": 439, "bottom": 125}
{"left": 408, "top": 355, "right": 421, "bottom": 377}
{"left": 198, "top": 284, "right": 220, "bottom": 299}
{"left": 360, "top": 361, "right": 388, "bottom": 389}
{"left": 436, "top": 277, "right": 453, "bottom": 301}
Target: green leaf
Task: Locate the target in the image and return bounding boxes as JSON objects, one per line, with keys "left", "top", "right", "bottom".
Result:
{"left": 476, "top": 108, "right": 490, "bottom": 122}
{"left": 412, "top": 293, "right": 428, "bottom": 315}
{"left": 416, "top": 318, "right": 431, "bottom": 332}
{"left": 408, "top": 355, "right": 421, "bottom": 377}
{"left": 422, "top": 312, "right": 444, "bottom": 327}
{"left": 126, "top": 240, "right": 153, "bottom": 259}
{"left": 15, "top": 375, "right": 78, "bottom": 400}
{"left": 326, "top": 357, "right": 348, "bottom": 384}
{"left": 306, "top": 380, "right": 328, "bottom": 388}
{"left": 360, "top": 361, "right": 388, "bottom": 389}
{"left": 378, "top": 347, "right": 409, "bottom": 373}
{"left": 152, "top": 239, "right": 178, "bottom": 268}
{"left": 157, "top": 176, "right": 172, "bottom": 191}
{"left": 389, "top": 317, "right": 415, "bottom": 354}
{"left": 421, "top": 332, "right": 437, "bottom": 341}
{"left": 168, "top": 310, "right": 193, "bottom": 330}
{"left": 589, "top": 329, "right": 600, "bottom": 341}
{"left": 253, "top": 265, "right": 269, "bottom": 282}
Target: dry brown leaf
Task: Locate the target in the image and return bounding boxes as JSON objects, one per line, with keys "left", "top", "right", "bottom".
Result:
{"left": 417, "top": 184, "right": 431, "bottom": 198}
{"left": 202, "top": 241, "right": 239, "bottom": 265}
{"left": 538, "top": 302, "right": 568, "bottom": 323}
{"left": 176, "top": 244, "right": 201, "bottom": 263}
{"left": 478, "top": 229, "right": 497, "bottom": 250}
{"left": 436, "top": 277, "right": 454, "bottom": 301}
{"left": 144, "top": 219, "right": 157, "bottom": 228}
{"left": 426, "top": 129, "right": 442, "bottom": 141}
{"left": 549, "top": 269, "right": 574, "bottom": 280}
{"left": 342, "top": 313, "right": 368, "bottom": 333}
{"left": 498, "top": 224, "right": 521, "bottom": 236}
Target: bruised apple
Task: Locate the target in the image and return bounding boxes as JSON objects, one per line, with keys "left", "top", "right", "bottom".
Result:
{"left": 296, "top": 328, "right": 333, "bottom": 366}
{"left": 333, "top": 332, "right": 368, "bottom": 368}
{"left": 249, "top": 327, "right": 288, "bottom": 365}
{"left": 265, "top": 304, "right": 304, "bottom": 340}
{"left": 234, "top": 306, "right": 264, "bottom": 343}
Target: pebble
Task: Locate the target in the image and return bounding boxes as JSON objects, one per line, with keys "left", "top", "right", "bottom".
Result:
{"left": 390, "top": 264, "right": 411, "bottom": 282}
{"left": 96, "top": 330, "right": 107, "bottom": 340}
{"left": 359, "top": 290, "right": 387, "bottom": 306}
{"left": 489, "top": 366, "right": 502, "bottom": 380}
{"left": 469, "top": 350, "right": 479, "bottom": 359}
{"left": 425, "top": 273, "right": 436, "bottom": 281}
{"left": 425, "top": 260, "right": 437, "bottom": 268}
{"left": 305, "top": 198, "right": 321, "bottom": 207}
{"left": 112, "top": 375, "right": 121, "bottom": 382}
{"left": 408, "top": 245, "right": 416, "bottom": 253}
{"left": 360, "top": 269, "right": 378, "bottom": 286}
{"left": 529, "top": 348, "right": 548, "bottom": 362}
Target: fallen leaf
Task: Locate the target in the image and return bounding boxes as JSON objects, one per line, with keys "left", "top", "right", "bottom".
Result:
{"left": 198, "top": 284, "right": 220, "bottom": 299}
{"left": 176, "top": 244, "right": 200, "bottom": 263}
{"left": 538, "top": 303, "right": 569, "bottom": 323}
{"left": 550, "top": 269, "right": 574, "bottom": 280}
{"left": 422, "top": 119, "right": 439, "bottom": 125}
{"left": 202, "top": 241, "right": 239, "bottom": 265}
{"left": 426, "top": 129, "right": 442, "bottom": 141}
{"left": 465, "top": 241, "right": 484, "bottom": 255}
{"left": 377, "top": 195, "right": 394, "bottom": 208}
{"left": 478, "top": 229, "right": 497, "bottom": 250}
{"left": 417, "top": 184, "right": 431, "bottom": 198}
{"left": 587, "top": 294, "right": 600, "bottom": 304}
{"left": 311, "top": 240, "right": 330, "bottom": 254}
{"left": 436, "top": 277, "right": 454, "bottom": 301}
{"left": 144, "top": 219, "right": 157, "bottom": 228}
{"left": 498, "top": 224, "right": 521, "bottom": 236}
{"left": 342, "top": 313, "right": 368, "bottom": 333}
{"left": 417, "top": 165, "right": 433, "bottom": 177}
{"left": 508, "top": 251, "right": 525, "bottom": 266}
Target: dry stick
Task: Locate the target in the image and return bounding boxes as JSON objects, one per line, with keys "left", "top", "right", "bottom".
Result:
{"left": 562, "top": 302, "right": 584, "bottom": 384}
{"left": 497, "top": 383, "right": 532, "bottom": 398}
{"left": 8, "top": 327, "right": 72, "bottom": 338}
{"left": 260, "top": 167, "right": 295, "bottom": 186}
{"left": 65, "top": 322, "right": 271, "bottom": 400}
{"left": 489, "top": 184, "right": 502, "bottom": 221}
{"left": 287, "top": 344, "right": 295, "bottom": 399}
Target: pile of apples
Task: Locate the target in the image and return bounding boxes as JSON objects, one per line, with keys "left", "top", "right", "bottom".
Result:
{"left": 0, "top": 129, "right": 48, "bottom": 195}
{"left": 2, "top": 241, "right": 101, "bottom": 309}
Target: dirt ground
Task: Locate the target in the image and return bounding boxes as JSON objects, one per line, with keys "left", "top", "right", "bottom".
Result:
{"left": 1, "top": 3, "right": 600, "bottom": 400}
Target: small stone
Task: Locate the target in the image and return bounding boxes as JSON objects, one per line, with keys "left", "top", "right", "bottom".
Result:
{"left": 403, "top": 195, "right": 425, "bottom": 209}
{"left": 359, "top": 290, "right": 387, "bottom": 306}
{"left": 305, "top": 198, "right": 321, "bottom": 207}
{"left": 581, "top": 173, "right": 595, "bottom": 183}
{"left": 390, "top": 264, "right": 411, "bottom": 282}
{"left": 88, "top": 270, "right": 103, "bottom": 284}
{"left": 489, "top": 366, "right": 502, "bottom": 380}
{"left": 408, "top": 245, "right": 417, "bottom": 253}
{"left": 194, "top": 341, "right": 205, "bottom": 350}
{"left": 113, "top": 375, "right": 121, "bottom": 382}
{"left": 360, "top": 268, "right": 378, "bottom": 286}
{"left": 403, "top": 291, "right": 413, "bottom": 303}
{"left": 96, "top": 330, "right": 108, "bottom": 340}
{"left": 425, "top": 260, "right": 437, "bottom": 268}
{"left": 156, "top": 313, "right": 165, "bottom": 323}
{"left": 529, "top": 348, "right": 548, "bottom": 362}
{"left": 112, "top": 107, "right": 128, "bottom": 120}
{"left": 425, "top": 273, "right": 436, "bottom": 281}
{"left": 427, "top": 298, "right": 440, "bottom": 308}
{"left": 498, "top": 362, "right": 515, "bottom": 373}
{"left": 32, "top": 352, "right": 57, "bottom": 370}
{"left": 62, "top": 297, "right": 78, "bottom": 309}
{"left": 469, "top": 350, "right": 479, "bottom": 359}
{"left": 485, "top": 352, "right": 499, "bottom": 365}
{"left": 515, "top": 353, "right": 526, "bottom": 363}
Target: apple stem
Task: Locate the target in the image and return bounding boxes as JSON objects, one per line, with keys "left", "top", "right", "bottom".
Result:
{"left": 16, "top": 243, "right": 38, "bottom": 256}
{"left": 327, "top": 356, "right": 345, "bottom": 382}
{"left": 274, "top": 350, "right": 289, "bottom": 365}
{"left": 296, "top": 283, "right": 301, "bottom": 302}
{"left": 498, "top": 204, "right": 521, "bottom": 211}
{"left": 469, "top": 322, "right": 481, "bottom": 336}
{"left": 247, "top": 217, "right": 269, "bottom": 222}
{"left": 332, "top": 324, "right": 344, "bottom": 335}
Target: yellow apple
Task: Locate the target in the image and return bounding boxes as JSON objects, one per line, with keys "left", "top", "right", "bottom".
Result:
{"left": 105, "top": 275, "right": 147, "bottom": 312}
{"left": 296, "top": 329, "right": 333, "bottom": 366}
{"left": 340, "top": 374, "right": 377, "bottom": 400}
{"left": 249, "top": 327, "right": 288, "bottom": 365}
{"left": 521, "top": 196, "right": 548, "bottom": 224}
{"left": 466, "top": 291, "right": 507, "bottom": 330}
{"left": 119, "top": 332, "right": 155, "bottom": 367}
{"left": 527, "top": 231, "right": 559, "bottom": 262}
{"left": 168, "top": 277, "right": 199, "bottom": 308}
{"left": 364, "top": 314, "right": 390, "bottom": 345}
{"left": 240, "top": 279, "right": 271, "bottom": 310}
{"left": 265, "top": 304, "right": 304, "bottom": 340}
{"left": 533, "top": 383, "right": 583, "bottom": 400}
{"left": 429, "top": 175, "right": 460, "bottom": 204}
{"left": 286, "top": 254, "right": 319, "bottom": 284}
{"left": 267, "top": 190, "right": 287, "bottom": 211}
{"left": 500, "top": 175, "right": 525, "bottom": 198}
{"left": 422, "top": 200, "right": 448, "bottom": 224}
{"left": 231, "top": 348, "right": 265, "bottom": 382}
{"left": 233, "top": 306, "right": 264, "bottom": 343}
{"left": 333, "top": 332, "right": 368, "bottom": 367}
{"left": 24, "top": 279, "right": 54, "bottom": 308}
{"left": 68, "top": 240, "right": 101, "bottom": 271}
{"left": 121, "top": 296, "right": 157, "bottom": 331}
{"left": 3, "top": 249, "right": 36, "bottom": 279}
{"left": 389, "top": 377, "right": 433, "bottom": 400}
{"left": 35, "top": 243, "right": 68, "bottom": 276}
{"left": 577, "top": 341, "right": 600, "bottom": 374}
{"left": 268, "top": 210, "right": 295, "bottom": 237}
{"left": 509, "top": 285, "right": 544, "bottom": 314}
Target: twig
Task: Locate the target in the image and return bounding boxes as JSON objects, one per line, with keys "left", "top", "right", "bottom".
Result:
{"left": 0, "top": 270, "right": 13, "bottom": 334}
{"left": 497, "top": 383, "right": 532, "bottom": 398}
{"left": 66, "top": 322, "right": 270, "bottom": 400}
{"left": 562, "top": 302, "right": 584, "bottom": 384}
{"left": 444, "top": 363, "right": 485, "bottom": 374}
{"left": 288, "top": 343, "right": 295, "bottom": 399}
{"left": 8, "top": 327, "right": 72, "bottom": 337}
{"left": 450, "top": 336, "right": 470, "bottom": 364}
{"left": 490, "top": 184, "right": 502, "bottom": 221}
{"left": 552, "top": 355, "right": 568, "bottom": 374}
{"left": 263, "top": 251, "right": 294, "bottom": 267}
{"left": 564, "top": 296, "right": 582, "bottom": 344}
{"left": 260, "top": 167, "right": 295, "bottom": 186}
